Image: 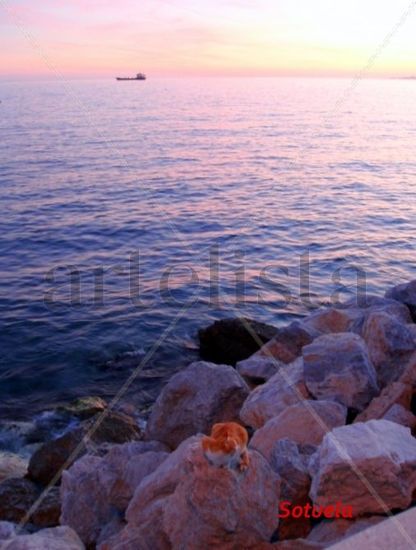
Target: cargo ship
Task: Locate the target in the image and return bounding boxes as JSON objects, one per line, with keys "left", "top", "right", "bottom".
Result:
{"left": 116, "top": 73, "right": 146, "bottom": 81}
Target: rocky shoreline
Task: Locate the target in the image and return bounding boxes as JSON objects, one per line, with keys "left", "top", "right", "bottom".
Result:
{"left": 1, "top": 280, "right": 416, "bottom": 548}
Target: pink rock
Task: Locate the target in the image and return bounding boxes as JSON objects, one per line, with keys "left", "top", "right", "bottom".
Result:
{"left": 309, "top": 420, "right": 416, "bottom": 516}
{"left": 303, "top": 333, "right": 379, "bottom": 411}
{"left": 256, "top": 322, "right": 315, "bottom": 364}
{"left": 382, "top": 403, "right": 416, "bottom": 429}
{"left": 250, "top": 400, "right": 347, "bottom": 461}
{"left": 306, "top": 516, "right": 384, "bottom": 545}
{"left": 60, "top": 441, "right": 169, "bottom": 546}
{"left": 145, "top": 361, "right": 249, "bottom": 449}
{"left": 362, "top": 311, "right": 416, "bottom": 386}
{"left": 303, "top": 308, "right": 360, "bottom": 335}
{"left": 240, "top": 358, "right": 310, "bottom": 429}
{"left": 354, "top": 381, "right": 412, "bottom": 423}
{"left": 101, "top": 435, "right": 280, "bottom": 549}
{"left": 236, "top": 356, "right": 283, "bottom": 386}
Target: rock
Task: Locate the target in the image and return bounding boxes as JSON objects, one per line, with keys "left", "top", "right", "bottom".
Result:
{"left": 385, "top": 279, "right": 416, "bottom": 320}
{"left": 57, "top": 396, "right": 107, "bottom": 420}
{"left": 0, "top": 477, "right": 39, "bottom": 523}
{"left": 0, "top": 452, "right": 28, "bottom": 483}
{"left": 198, "top": 317, "right": 277, "bottom": 365}
{"left": 354, "top": 381, "right": 412, "bottom": 423}
{"left": 398, "top": 350, "right": 416, "bottom": 388}
{"left": 361, "top": 311, "right": 416, "bottom": 386}
{"left": 0, "top": 477, "right": 60, "bottom": 528}
{"left": 307, "top": 517, "right": 384, "bottom": 545}
{"left": 256, "top": 322, "right": 315, "bottom": 364}
{"left": 341, "top": 295, "right": 412, "bottom": 326}
{"left": 303, "top": 333, "right": 379, "bottom": 411}
{"left": 303, "top": 308, "right": 360, "bottom": 335}
{"left": 252, "top": 542, "right": 324, "bottom": 550}
{"left": 326, "top": 506, "right": 416, "bottom": 550}
{"left": 382, "top": 403, "right": 416, "bottom": 429}
{"left": 0, "top": 521, "right": 17, "bottom": 541}
{"left": 100, "top": 435, "right": 280, "bottom": 549}
{"left": 145, "top": 361, "right": 249, "bottom": 449}
{"left": 309, "top": 420, "right": 416, "bottom": 515}
{"left": 240, "top": 358, "right": 310, "bottom": 429}
{"left": 0, "top": 525, "right": 84, "bottom": 549}
{"left": 60, "top": 441, "right": 169, "bottom": 546}
{"left": 250, "top": 400, "right": 347, "bottom": 461}
{"left": 28, "top": 411, "right": 142, "bottom": 485}
{"left": 271, "top": 439, "right": 312, "bottom": 540}
{"left": 236, "top": 356, "right": 283, "bottom": 386}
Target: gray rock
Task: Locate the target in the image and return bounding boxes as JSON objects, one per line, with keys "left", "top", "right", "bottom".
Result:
{"left": 0, "top": 525, "right": 85, "bottom": 549}
{"left": 240, "top": 358, "right": 310, "bottom": 429}
{"left": 303, "top": 333, "right": 379, "bottom": 411}
{"left": 309, "top": 420, "right": 416, "bottom": 516}
{"left": 60, "top": 441, "right": 169, "bottom": 546}
{"left": 256, "top": 322, "right": 316, "bottom": 364}
{"left": 385, "top": 279, "right": 416, "bottom": 321}
{"left": 250, "top": 400, "right": 347, "bottom": 461}
{"left": 307, "top": 517, "right": 385, "bottom": 545}
{"left": 236, "top": 356, "right": 283, "bottom": 386}
{"left": 145, "top": 361, "right": 249, "bottom": 449}
{"left": 326, "top": 506, "right": 416, "bottom": 550}
{"left": 382, "top": 403, "right": 416, "bottom": 430}
{"left": 0, "top": 453, "right": 28, "bottom": 483}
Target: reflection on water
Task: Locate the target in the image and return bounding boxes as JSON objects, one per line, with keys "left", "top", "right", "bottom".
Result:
{"left": 0, "top": 77, "right": 416, "bottom": 418}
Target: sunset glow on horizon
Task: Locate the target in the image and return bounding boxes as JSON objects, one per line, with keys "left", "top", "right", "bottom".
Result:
{"left": 1, "top": 0, "right": 416, "bottom": 79}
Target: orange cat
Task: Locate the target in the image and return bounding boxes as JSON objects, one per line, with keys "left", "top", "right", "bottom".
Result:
{"left": 202, "top": 422, "right": 249, "bottom": 472}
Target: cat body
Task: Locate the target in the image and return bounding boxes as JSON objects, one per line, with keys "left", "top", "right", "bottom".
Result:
{"left": 202, "top": 422, "right": 249, "bottom": 472}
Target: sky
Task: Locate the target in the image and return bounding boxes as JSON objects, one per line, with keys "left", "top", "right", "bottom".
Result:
{"left": 1, "top": 0, "right": 415, "bottom": 78}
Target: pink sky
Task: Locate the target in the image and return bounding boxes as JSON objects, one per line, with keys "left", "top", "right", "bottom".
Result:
{"left": 1, "top": 0, "right": 415, "bottom": 78}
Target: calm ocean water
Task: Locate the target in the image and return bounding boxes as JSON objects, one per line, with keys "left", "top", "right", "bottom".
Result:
{"left": 1, "top": 77, "right": 416, "bottom": 420}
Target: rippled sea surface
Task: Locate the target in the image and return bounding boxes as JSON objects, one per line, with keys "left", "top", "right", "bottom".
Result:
{"left": 1, "top": 77, "right": 416, "bottom": 419}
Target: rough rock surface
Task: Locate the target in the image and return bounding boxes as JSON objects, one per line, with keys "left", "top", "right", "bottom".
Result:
{"left": 385, "top": 279, "right": 416, "bottom": 320}
{"left": 240, "top": 358, "right": 310, "bottom": 429}
{"left": 28, "top": 411, "right": 142, "bottom": 485}
{"left": 100, "top": 435, "right": 280, "bottom": 550}
{"left": 354, "top": 381, "right": 412, "bottom": 423}
{"left": 0, "top": 452, "right": 28, "bottom": 483}
{"left": 0, "top": 525, "right": 84, "bottom": 549}
{"left": 307, "top": 517, "right": 385, "bottom": 545}
{"left": 57, "top": 396, "right": 107, "bottom": 420}
{"left": 0, "top": 477, "right": 61, "bottom": 527}
{"left": 250, "top": 400, "right": 347, "bottom": 461}
{"left": 198, "top": 317, "right": 277, "bottom": 365}
{"left": 309, "top": 420, "right": 416, "bottom": 515}
{"left": 145, "top": 361, "right": 249, "bottom": 449}
{"left": 256, "top": 322, "right": 315, "bottom": 364}
{"left": 236, "top": 356, "right": 283, "bottom": 386}
{"left": 326, "top": 506, "right": 416, "bottom": 550}
{"left": 382, "top": 403, "right": 416, "bottom": 429}
{"left": 270, "top": 439, "right": 312, "bottom": 540}
{"left": 303, "top": 308, "right": 360, "bottom": 335}
{"left": 361, "top": 311, "right": 416, "bottom": 386}
{"left": 340, "top": 295, "right": 412, "bottom": 328}
{"left": 60, "top": 441, "right": 169, "bottom": 546}
{"left": 303, "top": 333, "right": 379, "bottom": 411}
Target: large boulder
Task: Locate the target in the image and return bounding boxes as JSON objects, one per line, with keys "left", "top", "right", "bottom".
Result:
{"left": 250, "top": 400, "right": 347, "bottom": 461}
{"left": 256, "top": 322, "right": 315, "bottom": 364}
{"left": 385, "top": 279, "right": 416, "bottom": 321}
{"left": 340, "top": 295, "right": 412, "bottom": 328}
{"left": 306, "top": 517, "right": 384, "bottom": 546}
{"left": 100, "top": 436, "right": 280, "bottom": 550}
{"left": 326, "top": 506, "right": 416, "bottom": 550}
{"left": 0, "top": 525, "right": 84, "bottom": 549}
{"left": 302, "top": 308, "right": 360, "bottom": 335}
{"left": 60, "top": 441, "right": 169, "bottom": 547}
{"left": 240, "top": 358, "right": 310, "bottom": 429}
{"left": 270, "top": 439, "right": 312, "bottom": 540}
{"left": 236, "top": 356, "right": 283, "bottom": 386}
{"left": 28, "top": 411, "right": 142, "bottom": 485}
{"left": 361, "top": 311, "right": 416, "bottom": 386}
{"left": 354, "top": 381, "right": 412, "bottom": 423}
{"left": 303, "top": 333, "right": 379, "bottom": 411}
{"left": 198, "top": 317, "right": 277, "bottom": 365}
{"left": 309, "top": 420, "right": 416, "bottom": 515}
{"left": 145, "top": 361, "right": 249, "bottom": 449}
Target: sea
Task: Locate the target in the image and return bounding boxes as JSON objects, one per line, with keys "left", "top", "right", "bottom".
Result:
{"left": 1, "top": 76, "right": 416, "bottom": 431}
